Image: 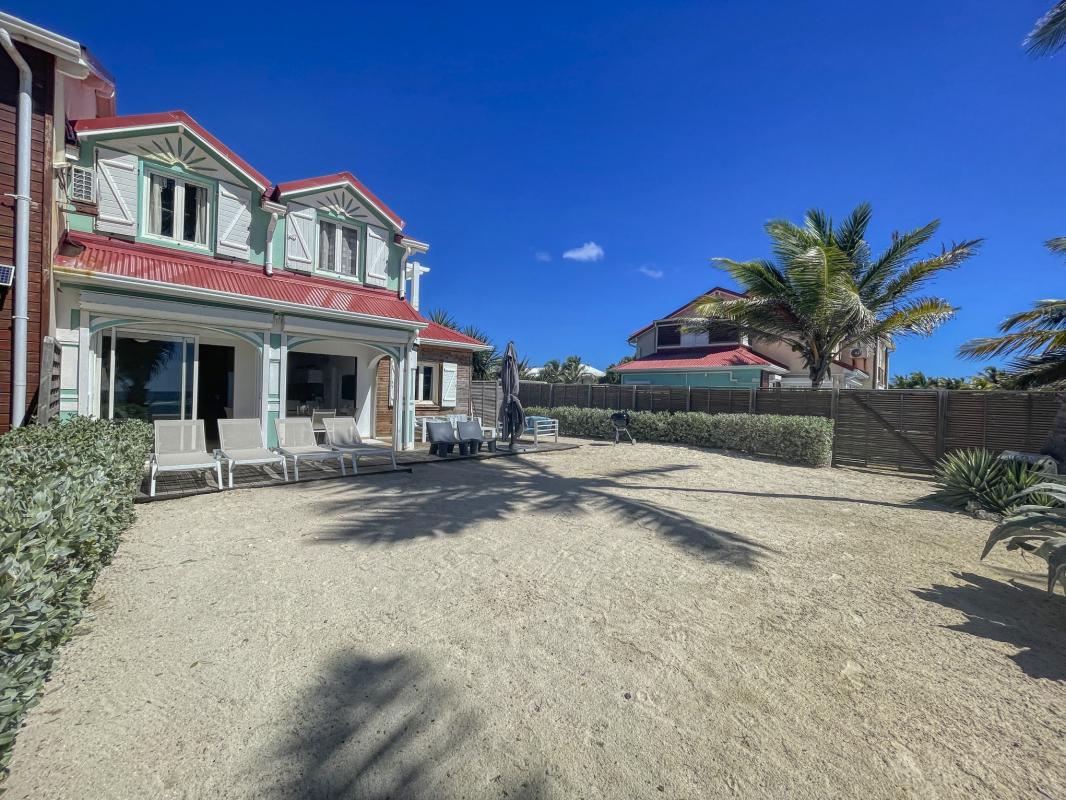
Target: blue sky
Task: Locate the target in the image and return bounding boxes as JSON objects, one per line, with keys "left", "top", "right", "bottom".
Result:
{"left": 18, "top": 0, "right": 1066, "bottom": 376}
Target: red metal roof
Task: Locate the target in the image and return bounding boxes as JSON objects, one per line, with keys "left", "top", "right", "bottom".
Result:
{"left": 628, "top": 286, "right": 746, "bottom": 340}
{"left": 611, "top": 345, "right": 788, "bottom": 372}
{"left": 275, "top": 172, "right": 405, "bottom": 230}
{"left": 419, "top": 321, "right": 491, "bottom": 349}
{"left": 54, "top": 231, "right": 426, "bottom": 326}
{"left": 73, "top": 111, "right": 271, "bottom": 191}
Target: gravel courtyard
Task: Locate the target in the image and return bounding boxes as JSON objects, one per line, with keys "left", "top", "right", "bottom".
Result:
{"left": 6, "top": 441, "right": 1065, "bottom": 799}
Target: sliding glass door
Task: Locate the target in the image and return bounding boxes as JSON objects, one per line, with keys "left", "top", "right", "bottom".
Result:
{"left": 98, "top": 330, "right": 197, "bottom": 421}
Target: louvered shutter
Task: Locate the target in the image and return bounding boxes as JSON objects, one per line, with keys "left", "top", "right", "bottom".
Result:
{"left": 95, "top": 148, "right": 138, "bottom": 236}
{"left": 365, "top": 224, "right": 389, "bottom": 286}
{"left": 216, "top": 182, "right": 253, "bottom": 259}
{"left": 285, "top": 203, "right": 315, "bottom": 270}
{"left": 440, "top": 362, "right": 457, "bottom": 408}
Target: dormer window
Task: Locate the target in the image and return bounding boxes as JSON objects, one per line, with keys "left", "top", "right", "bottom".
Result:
{"left": 147, "top": 171, "right": 209, "bottom": 246}
{"left": 318, "top": 220, "right": 360, "bottom": 276}
{"left": 657, "top": 323, "right": 681, "bottom": 347}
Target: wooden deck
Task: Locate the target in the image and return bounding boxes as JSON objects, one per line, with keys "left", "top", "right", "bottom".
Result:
{"left": 136, "top": 439, "right": 579, "bottom": 502}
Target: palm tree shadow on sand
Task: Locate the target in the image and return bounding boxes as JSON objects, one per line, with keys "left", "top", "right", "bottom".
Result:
{"left": 308, "top": 458, "right": 775, "bottom": 570}
{"left": 259, "top": 650, "right": 545, "bottom": 800}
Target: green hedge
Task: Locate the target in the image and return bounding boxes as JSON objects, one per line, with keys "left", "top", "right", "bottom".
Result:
{"left": 526, "top": 406, "right": 834, "bottom": 466}
{"left": 0, "top": 417, "right": 152, "bottom": 777}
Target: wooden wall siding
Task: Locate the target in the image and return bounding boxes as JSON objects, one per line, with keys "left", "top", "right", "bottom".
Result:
{"left": 516, "top": 380, "right": 1062, "bottom": 475}
{"left": 0, "top": 44, "right": 54, "bottom": 431}
{"left": 372, "top": 348, "right": 476, "bottom": 438}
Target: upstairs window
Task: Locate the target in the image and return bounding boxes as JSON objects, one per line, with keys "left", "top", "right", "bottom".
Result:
{"left": 147, "top": 171, "right": 209, "bottom": 246}
{"left": 318, "top": 220, "right": 360, "bottom": 276}
{"left": 657, "top": 323, "right": 682, "bottom": 347}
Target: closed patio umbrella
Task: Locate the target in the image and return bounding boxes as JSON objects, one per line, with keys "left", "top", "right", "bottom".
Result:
{"left": 498, "top": 341, "right": 525, "bottom": 449}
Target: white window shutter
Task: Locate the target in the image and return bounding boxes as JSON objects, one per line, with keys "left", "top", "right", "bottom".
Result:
{"left": 440, "top": 362, "right": 457, "bottom": 408}
{"left": 366, "top": 224, "right": 389, "bottom": 286}
{"left": 95, "top": 148, "right": 138, "bottom": 236}
{"left": 216, "top": 182, "right": 253, "bottom": 259}
{"left": 285, "top": 203, "right": 315, "bottom": 270}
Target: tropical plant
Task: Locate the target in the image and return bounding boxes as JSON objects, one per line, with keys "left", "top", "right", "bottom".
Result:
{"left": 932, "top": 449, "right": 1052, "bottom": 515}
{"left": 890, "top": 371, "right": 970, "bottom": 390}
{"left": 959, "top": 238, "right": 1066, "bottom": 388}
{"left": 981, "top": 477, "right": 1066, "bottom": 597}
{"left": 693, "top": 204, "right": 980, "bottom": 388}
{"left": 536, "top": 359, "right": 563, "bottom": 383}
{"left": 424, "top": 310, "right": 501, "bottom": 380}
{"left": 558, "top": 355, "right": 587, "bottom": 383}
{"left": 1025, "top": 2, "right": 1066, "bottom": 56}
{"left": 601, "top": 356, "right": 633, "bottom": 384}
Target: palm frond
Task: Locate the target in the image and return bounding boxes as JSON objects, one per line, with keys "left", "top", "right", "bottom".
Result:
{"left": 1006, "top": 348, "right": 1066, "bottom": 388}
{"left": 1025, "top": 1, "right": 1066, "bottom": 56}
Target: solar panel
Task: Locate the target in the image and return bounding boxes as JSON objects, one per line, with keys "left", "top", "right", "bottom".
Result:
{"left": 0, "top": 265, "right": 14, "bottom": 287}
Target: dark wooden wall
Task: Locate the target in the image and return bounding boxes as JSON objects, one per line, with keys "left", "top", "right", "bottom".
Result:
{"left": 0, "top": 42, "right": 54, "bottom": 431}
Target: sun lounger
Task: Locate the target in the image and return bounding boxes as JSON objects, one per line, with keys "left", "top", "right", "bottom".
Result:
{"left": 311, "top": 409, "right": 336, "bottom": 443}
{"left": 217, "top": 418, "right": 289, "bottom": 488}
{"left": 149, "top": 419, "right": 223, "bottom": 497}
{"left": 323, "top": 417, "right": 397, "bottom": 473}
{"left": 275, "top": 418, "right": 347, "bottom": 480}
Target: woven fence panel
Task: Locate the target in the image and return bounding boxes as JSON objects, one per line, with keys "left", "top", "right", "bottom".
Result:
{"left": 944, "top": 391, "right": 1059, "bottom": 455}
{"left": 833, "top": 391, "right": 940, "bottom": 473}
{"left": 755, "top": 389, "right": 833, "bottom": 418}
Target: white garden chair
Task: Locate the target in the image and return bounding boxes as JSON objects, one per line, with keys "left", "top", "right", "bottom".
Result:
{"left": 149, "top": 420, "right": 223, "bottom": 497}
{"left": 217, "top": 418, "right": 289, "bottom": 488}
{"left": 275, "top": 417, "right": 347, "bottom": 480}
{"left": 323, "top": 417, "right": 398, "bottom": 473}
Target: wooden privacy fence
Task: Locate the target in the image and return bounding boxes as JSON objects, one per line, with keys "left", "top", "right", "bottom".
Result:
{"left": 480, "top": 380, "right": 1062, "bottom": 474}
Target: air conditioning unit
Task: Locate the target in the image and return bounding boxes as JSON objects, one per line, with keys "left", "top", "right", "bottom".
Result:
{"left": 0, "top": 264, "right": 14, "bottom": 287}
{"left": 68, "top": 165, "right": 95, "bottom": 203}
{"left": 850, "top": 347, "right": 863, "bottom": 358}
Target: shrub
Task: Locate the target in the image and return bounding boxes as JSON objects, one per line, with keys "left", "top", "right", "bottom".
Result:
{"left": 0, "top": 417, "right": 152, "bottom": 777}
{"left": 525, "top": 406, "right": 834, "bottom": 466}
{"left": 932, "top": 448, "right": 1053, "bottom": 515}
{"left": 981, "top": 476, "right": 1066, "bottom": 597}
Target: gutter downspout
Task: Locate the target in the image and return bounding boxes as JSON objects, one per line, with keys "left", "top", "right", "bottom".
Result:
{"left": 0, "top": 29, "right": 31, "bottom": 427}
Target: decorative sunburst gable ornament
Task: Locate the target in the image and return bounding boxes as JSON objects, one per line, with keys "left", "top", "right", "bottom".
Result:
{"left": 137, "top": 136, "right": 221, "bottom": 175}
{"left": 321, "top": 190, "right": 372, "bottom": 221}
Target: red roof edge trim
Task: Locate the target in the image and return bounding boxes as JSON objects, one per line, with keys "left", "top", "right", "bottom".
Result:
{"left": 73, "top": 111, "right": 270, "bottom": 191}
{"left": 419, "top": 321, "right": 493, "bottom": 350}
{"left": 274, "top": 171, "right": 404, "bottom": 230}
{"left": 610, "top": 345, "right": 788, "bottom": 372}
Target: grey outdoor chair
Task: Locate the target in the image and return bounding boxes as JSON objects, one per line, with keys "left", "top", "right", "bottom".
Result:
{"left": 323, "top": 417, "right": 397, "bottom": 473}
{"left": 275, "top": 418, "right": 347, "bottom": 480}
{"left": 426, "top": 420, "right": 467, "bottom": 457}
{"left": 457, "top": 420, "right": 496, "bottom": 453}
{"left": 217, "top": 418, "right": 289, "bottom": 488}
{"left": 149, "top": 419, "right": 223, "bottom": 497}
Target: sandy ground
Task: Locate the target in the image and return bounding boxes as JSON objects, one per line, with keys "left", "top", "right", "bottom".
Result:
{"left": 6, "top": 439, "right": 1066, "bottom": 799}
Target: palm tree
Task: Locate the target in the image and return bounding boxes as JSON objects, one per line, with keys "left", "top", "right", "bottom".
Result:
{"left": 426, "top": 308, "right": 459, "bottom": 329}
{"left": 536, "top": 359, "right": 563, "bottom": 383}
{"left": 693, "top": 204, "right": 981, "bottom": 388}
{"left": 558, "top": 355, "right": 586, "bottom": 383}
{"left": 1026, "top": 2, "right": 1066, "bottom": 56}
{"left": 959, "top": 238, "right": 1066, "bottom": 388}
{"left": 460, "top": 324, "right": 501, "bottom": 380}
{"left": 601, "top": 356, "right": 633, "bottom": 384}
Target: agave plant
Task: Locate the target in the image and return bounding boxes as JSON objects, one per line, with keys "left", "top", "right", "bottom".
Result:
{"left": 981, "top": 478, "right": 1066, "bottom": 597}
{"left": 932, "top": 449, "right": 1051, "bottom": 515}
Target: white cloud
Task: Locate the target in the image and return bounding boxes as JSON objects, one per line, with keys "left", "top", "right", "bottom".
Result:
{"left": 562, "top": 241, "right": 605, "bottom": 262}
{"left": 534, "top": 250, "right": 552, "bottom": 263}
{"left": 637, "top": 266, "right": 664, "bottom": 279}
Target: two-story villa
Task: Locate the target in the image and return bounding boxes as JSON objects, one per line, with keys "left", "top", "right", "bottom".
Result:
{"left": 52, "top": 110, "right": 488, "bottom": 449}
{"left": 613, "top": 287, "right": 891, "bottom": 389}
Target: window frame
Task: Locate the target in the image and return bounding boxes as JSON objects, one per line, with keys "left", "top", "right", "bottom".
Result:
{"left": 656, "top": 322, "right": 683, "bottom": 348}
{"left": 314, "top": 213, "right": 364, "bottom": 281}
{"left": 140, "top": 164, "right": 214, "bottom": 253}
{"left": 415, "top": 362, "right": 438, "bottom": 405}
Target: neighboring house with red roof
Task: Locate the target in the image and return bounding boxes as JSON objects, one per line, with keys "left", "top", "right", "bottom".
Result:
{"left": 51, "top": 106, "right": 489, "bottom": 449}
{"left": 613, "top": 287, "right": 891, "bottom": 389}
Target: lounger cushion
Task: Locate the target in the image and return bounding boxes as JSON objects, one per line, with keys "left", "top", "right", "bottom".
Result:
{"left": 154, "top": 453, "right": 218, "bottom": 469}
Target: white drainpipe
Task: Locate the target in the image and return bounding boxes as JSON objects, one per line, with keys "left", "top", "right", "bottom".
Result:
{"left": 0, "top": 29, "right": 31, "bottom": 427}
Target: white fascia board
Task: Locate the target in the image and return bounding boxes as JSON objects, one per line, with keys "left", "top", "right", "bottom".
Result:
{"left": 54, "top": 267, "right": 427, "bottom": 333}
{"left": 284, "top": 315, "right": 422, "bottom": 345}
{"left": 401, "top": 236, "right": 430, "bottom": 253}
{"left": 279, "top": 182, "right": 400, "bottom": 232}
{"left": 0, "top": 12, "right": 82, "bottom": 63}
{"left": 77, "top": 289, "right": 273, "bottom": 329}
{"left": 76, "top": 123, "right": 268, "bottom": 192}
{"left": 418, "top": 337, "right": 492, "bottom": 351}
{"left": 619, "top": 363, "right": 788, "bottom": 375}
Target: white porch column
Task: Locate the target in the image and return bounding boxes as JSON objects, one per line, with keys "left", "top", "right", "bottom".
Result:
{"left": 404, "top": 343, "right": 417, "bottom": 450}
{"left": 76, "top": 314, "right": 92, "bottom": 416}
{"left": 391, "top": 352, "right": 405, "bottom": 451}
